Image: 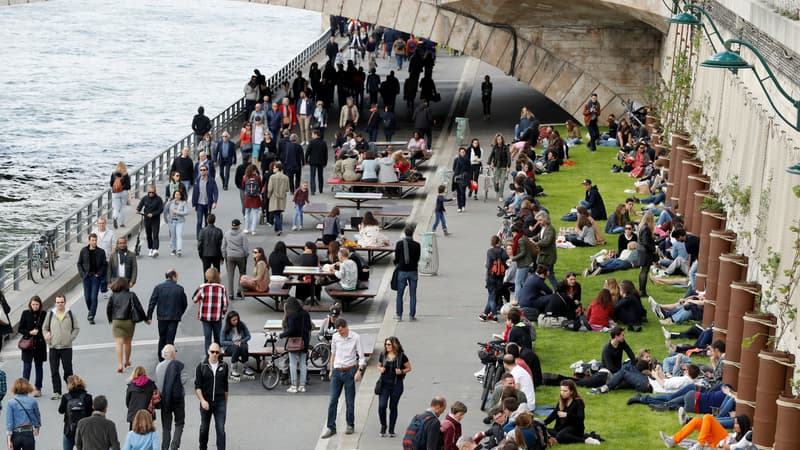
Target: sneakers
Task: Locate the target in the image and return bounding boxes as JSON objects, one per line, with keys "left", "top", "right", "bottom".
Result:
{"left": 591, "top": 267, "right": 602, "bottom": 276}
{"left": 297, "top": 385, "right": 306, "bottom": 393}
{"left": 649, "top": 296, "right": 665, "bottom": 319}
{"left": 148, "top": 249, "right": 154, "bottom": 257}
{"left": 443, "top": 230, "right": 450, "bottom": 236}
{"left": 678, "top": 406, "right": 688, "bottom": 425}
{"left": 292, "top": 225, "right": 298, "bottom": 231}
{"left": 687, "top": 442, "right": 706, "bottom": 450}
{"left": 662, "top": 326, "right": 672, "bottom": 340}
{"left": 51, "top": 392, "right": 61, "bottom": 400}
{"left": 287, "top": 385, "right": 298, "bottom": 393}
{"left": 113, "top": 218, "right": 118, "bottom": 229}
{"left": 231, "top": 369, "right": 241, "bottom": 377}
{"left": 152, "top": 249, "right": 159, "bottom": 257}
{"left": 660, "top": 318, "right": 674, "bottom": 325}
{"left": 243, "top": 229, "right": 249, "bottom": 234}
{"left": 345, "top": 426, "right": 354, "bottom": 435}
{"left": 176, "top": 251, "right": 182, "bottom": 257}
{"left": 244, "top": 367, "right": 255, "bottom": 377}
{"left": 32, "top": 390, "right": 41, "bottom": 398}
{"left": 569, "top": 360, "right": 584, "bottom": 370}
{"left": 170, "top": 250, "right": 176, "bottom": 256}
{"left": 584, "top": 437, "right": 601, "bottom": 445}
{"left": 479, "top": 314, "right": 488, "bottom": 322}
{"left": 627, "top": 394, "right": 641, "bottom": 405}
{"left": 321, "top": 429, "right": 336, "bottom": 439}
{"left": 660, "top": 431, "right": 675, "bottom": 448}
{"left": 589, "top": 385, "right": 608, "bottom": 395}
{"left": 582, "top": 268, "right": 590, "bottom": 277}
{"left": 394, "top": 316, "right": 402, "bottom": 322}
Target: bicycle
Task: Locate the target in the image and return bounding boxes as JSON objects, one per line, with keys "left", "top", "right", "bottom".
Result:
{"left": 27, "top": 230, "right": 58, "bottom": 283}
{"left": 476, "top": 341, "right": 506, "bottom": 411}
{"left": 260, "top": 332, "right": 290, "bottom": 390}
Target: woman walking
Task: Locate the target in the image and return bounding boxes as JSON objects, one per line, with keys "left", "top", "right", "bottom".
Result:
{"left": 164, "top": 190, "right": 189, "bottom": 256}
{"left": 106, "top": 278, "right": 146, "bottom": 373}
{"left": 125, "top": 367, "right": 157, "bottom": 429}
{"left": 280, "top": 297, "right": 312, "bottom": 393}
{"left": 110, "top": 161, "right": 131, "bottom": 229}
{"left": 468, "top": 139, "right": 482, "bottom": 199}
{"left": 637, "top": 211, "right": 657, "bottom": 297}
{"left": 122, "top": 410, "right": 159, "bottom": 450}
{"left": 452, "top": 147, "right": 471, "bottom": 212}
{"left": 58, "top": 375, "right": 93, "bottom": 450}
{"left": 377, "top": 336, "right": 411, "bottom": 437}
{"left": 221, "top": 311, "right": 254, "bottom": 378}
{"left": 242, "top": 164, "right": 263, "bottom": 235}
{"left": 5, "top": 378, "right": 41, "bottom": 450}
{"left": 19, "top": 296, "right": 47, "bottom": 397}
{"left": 240, "top": 247, "right": 269, "bottom": 292}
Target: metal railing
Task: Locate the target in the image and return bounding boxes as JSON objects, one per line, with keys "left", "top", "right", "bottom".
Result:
{"left": 0, "top": 27, "right": 332, "bottom": 293}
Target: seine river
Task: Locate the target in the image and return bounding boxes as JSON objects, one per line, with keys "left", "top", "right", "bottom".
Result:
{"left": 0, "top": 0, "right": 320, "bottom": 257}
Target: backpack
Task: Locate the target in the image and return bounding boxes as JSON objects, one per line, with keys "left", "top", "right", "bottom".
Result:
{"left": 244, "top": 177, "right": 260, "bottom": 198}
{"left": 402, "top": 411, "right": 436, "bottom": 450}
{"left": 489, "top": 256, "right": 506, "bottom": 278}
{"left": 64, "top": 392, "right": 89, "bottom": 439}
{"left": 525, "top": 237, "right": 540, "bottom": 257}
{"left": 531, "top": 419, "right": 551, "bottom": 449}
{"left": 112, "top": 176, "right": 124, "bottom": 193}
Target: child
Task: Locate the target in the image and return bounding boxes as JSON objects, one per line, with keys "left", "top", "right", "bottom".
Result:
{"left": 292, "top": 180, "right": 310, "bottom": 231}
{"left": 432, "top": 184, "right": 453, "bottom": 236}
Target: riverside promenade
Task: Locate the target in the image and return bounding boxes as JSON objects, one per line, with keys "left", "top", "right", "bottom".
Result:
{"left": 0, "top": 46, "right": 551, "bottom": 449}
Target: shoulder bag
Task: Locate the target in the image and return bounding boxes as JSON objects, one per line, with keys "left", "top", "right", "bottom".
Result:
{"left": 285, "top": 314, "right": 306, "bottom": 352}
{"left": 130, "top": 293, "right": 145, "bottom": 323}
{"left": 17, "top": 336, "right": 33, "bottom": 351}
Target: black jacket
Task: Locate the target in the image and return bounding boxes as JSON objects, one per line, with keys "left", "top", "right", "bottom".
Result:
{"left": 508, "top": 322, "right": 533, "bottom": 350}
{"left": 77, "top": 246, "right": 107, "bottom": 279}
{"left": 488, "top": 144, "right": 510, "bottom": 168}
{"left": 198, "top": 224, "right": 223, "bottom": 258}
{"left": 584, "top": 185, "right": 607, "bottom": 220}
{"left": 192, "top": 114, "right": 212, "bottom": 137}
{"left": 394, "top": 237, "right": 421, "bottom": 272}
{"left": 125, "top": 378, "right": 156, "bottom": 422}
{"left": 107, "top": 291, "right": 145, "bottom": 322}
{"left": 305, "top": 139, "right": 329, "bottom": 166}
{"left": 19, "top": 309, "right": 47, "bottom": 362}
{"left": 171, "top": 155, "right": 195, "bottom": 183}
{"left": 614, "top": 293, "right": 647, "bottom": 327}
{"left": 136, "top": 194, "right": 164, "bottom": 217}
{"left": 147, "top": 279, "right": 188, "bottom": 321}
{"left": 58, "top": 388, "right": 93, "bottom": 436}
{"left": 161, "top": 359, "right": 186, "bottom": 410}
{"left": 109, "top": 172, "right": 131, "bottom": 191}
{"left": 194, "top": 359, "right": 229, "bottom": 403}
{"left": 279, "top": 310, "right": 312, "bottom": 350}
{"left": 413, "top": 105, "right": 433, "bottom": 129}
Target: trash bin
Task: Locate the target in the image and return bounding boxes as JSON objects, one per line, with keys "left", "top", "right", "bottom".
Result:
{"left": 418, "top": 231, "right": 439, "bottom": 276}
{"left": 455, "top": 117, "right": 469, "bottom": 146}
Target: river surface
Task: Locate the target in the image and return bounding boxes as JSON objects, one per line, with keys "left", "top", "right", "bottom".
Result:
{"left": 0, "top": 0, "right": 320, "bottom": 258}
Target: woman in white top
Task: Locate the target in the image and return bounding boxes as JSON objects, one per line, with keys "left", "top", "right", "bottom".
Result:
{"left": 357, "top": 212, "right": 390, "bottom": 247}
{"left": 163, "top": 190, "right": 189, "bottom": 256}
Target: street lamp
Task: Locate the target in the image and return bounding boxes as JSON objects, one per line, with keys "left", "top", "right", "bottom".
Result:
{"left": 667, "top": 4, "right": 725, "bottom": 52}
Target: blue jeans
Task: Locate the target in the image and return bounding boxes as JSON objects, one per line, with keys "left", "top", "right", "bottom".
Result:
{"left": 663, "top": 354, "right": 694, "bottom": 376}
{"left": 196, "top": 203, "right": 210, "bottom": 235}
{"left": 289, "top": 351, "right": 307, "bottom": 387}
{"left": 224, "top": 343, "right": 249, "bottom": 365}
{"left": 199, "top": 400, "right": 226, "bottom": 450}
{"left": 656, "top": 209, "right": 672, "bottom": 227}
{"left": 244, "top": 208, "right": 259, "bottom": 232}
{"left": 63, "top": 434, "right": 74, "bottom": 450}
{"left": 395, "top": 271, "right": 418, "bottom": 318}
{"left": 157, "top": 320, "right": 179, "bottom": 362}
{"left": 378, "top": 379, "right": 404, "bottom": 433}
{"left": 201, "top": 320, "right": 222, "bottom": 353}
{"left": 566, "top": 138, "right": 582, "bottom": 146}
{"left": 607, "top": 363, "right": 651, "bottom": 392}
{"left": 456, "top": 183, "right": 467, "bottom": 209}
{"left": 484, "top": 284, "right": 500, "bottom": 316}
{"left": 327, "top": 366, "right": 357, "bottom": 432}
{"left": 22, "top": 359, "right": 43, "bottom": 390}
{"left": 666, "top": 307, "right": 693, "bottom": 324}
{"left": 82, "top": 275, "right": 101, "bottom": 319}
{"left": 310, "top": 165, "right": 325, "bottom": 194}
{"left": 641, "top": 192, "right": 667, "bottom": 204}
{"left": 10, "top": 431, "right": 34, "bottom": 450}
{"left": 640, "top": 384, "right": 697, "bottom": 408}
{"left": 169, "top": 221, "right": 184, "bottom": 253}
{"left": 367, "top": 127, "right": 378, "bottom": 143}
{"left": 293, "top": 205, "right": 304, "bottom": 227}
{"left": 272, "top": 211, "right": 283, "bottom": 232}
{"left": 514, "top": 266, "right": 529, "bottom": 300}
{"left": 394, "top": 54, "right": 403, "bottom": 68}
{"left": 599, "top": 259, "right": 633, "bottom": 274}
{"left": 219, "top": 163, "right": 232, "bottom": 189}
{"left": 432, "top": 211, "right": 447, "bottom": 232}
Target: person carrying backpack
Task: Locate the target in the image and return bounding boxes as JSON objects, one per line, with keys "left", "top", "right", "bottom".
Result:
{"left": 480, "top": 236, "right": 508, "bottom": 322}
{"left": 402, "top": 396, "right": 446, "bottom": 450}
{"left": 58, "top": 375, "right": 93, "bottom": 450}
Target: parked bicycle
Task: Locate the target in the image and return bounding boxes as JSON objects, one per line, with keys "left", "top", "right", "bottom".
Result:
{"left": 260, "top": 332, "right": 331, "bottom": 389}
{"left": 476, "top": 340, "right": 506, "bottom": 411}
{"left": 27, "top": 230, "right": 58, "bottom": 283}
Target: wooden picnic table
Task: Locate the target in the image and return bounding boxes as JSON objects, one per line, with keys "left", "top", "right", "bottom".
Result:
{"left": 335, "top": 192, "right": 383, "bottom": 214}
{"left": 282, "top": 236, "right": 396, "bottom": 265}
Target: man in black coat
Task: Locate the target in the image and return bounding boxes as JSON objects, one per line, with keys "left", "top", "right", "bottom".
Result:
{"left": 147, "top": 270, "right": 188, "bottom": 361}
{"left": 325, "top": 36, "right": 339, "bottom": 63}
{"left": 136, "top": 185, "right": 164, "bottom": 258}
{"left": 213, "top": 132, "right": 237, "bottom": 190}
{"left": 379, "top": 71, "right": 400, "bottom": 111}
{"left": 394, "top": 224, "right": 421, "bottom": 321}
{"left": 280, "top": 134, "right": 304, "bottom": 192}
{"left": 170, "top": 147, "right": 195, "bottom": 192}
{"left": 413, "top": 101, "right": 434, "bottom": 148}
{"left": 191, "top": 106, "right": 212, "bottom": 143}
{"left": 304, "top": 129, "right": 328, "bottom": 195}
{"left": 77, "top": 234, "right": 107, "bottom": 324}
{"left": 198, "top": 214, "right": 224, "bottom": 277}
{"left": 157, "top": 344, "right": 187, "bottom": 450}
{"left": 580, "top": 178, "right": 608, "bottom": 221}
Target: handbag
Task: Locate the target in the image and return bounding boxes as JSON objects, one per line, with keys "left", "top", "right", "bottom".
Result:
{"left": 17, "top": 336, "right": 34, "bottom": 351}
{"left": 148, "top": 387, "right": 161, "bottom": 420}
{"left": 130, "top": 294, "right": 145, "bottom": 323}
{"left": 374, "top": 378, "right": 382, "bottom": 395}
{"left": 286, "top": 337, "right": 304, "bottom": 352}
{"left": 390, "top": 267, "right": 398, "bottom": 291}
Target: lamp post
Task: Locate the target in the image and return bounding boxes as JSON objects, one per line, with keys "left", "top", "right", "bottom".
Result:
{"left": 667, "top": 3, "right": 726, "bottom": 52}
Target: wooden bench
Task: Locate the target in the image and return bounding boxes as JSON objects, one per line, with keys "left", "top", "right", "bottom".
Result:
{"left": 325, "top": 284, "right": 379, "bottom": 311}
{"left": 241, "top": 282, "right": 292, "bottom": 311}
{"left": 330, "top": 180, "right": 425, "bottom": 198}
{"left": 373, "top": 205, "right": 412, "bottom": 228}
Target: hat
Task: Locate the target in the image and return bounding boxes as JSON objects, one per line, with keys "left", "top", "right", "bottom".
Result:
{"left": 329, "top": 305, "right": 341, "bottom": 316}
{"left": 231, "top": 219, "right": 241, "bottom": 227}
{"left": 582, "top": 179, "right": 592, "bottom": 185}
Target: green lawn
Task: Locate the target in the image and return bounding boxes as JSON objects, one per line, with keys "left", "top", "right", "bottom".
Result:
{"left": 530, "top": 130, "right": 703, "bottom": 448}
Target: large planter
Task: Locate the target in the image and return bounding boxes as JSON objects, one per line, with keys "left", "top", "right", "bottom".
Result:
{"left": 753, "top": 351, "right": 795, "bottom": 447}
{"left": 678, "top": 159, "right": 702, "bottom": 217}
{"left": 703, "top": 230, "right": 736, "bottom": 328}
{"left": 696, "top": 210, "right": 726, "bottom": 292}
{"left": 774, "top": 395, "right": 800, "bottom": 450}
{"left": 669, "top": 143, "right": 694, "bottom": 211}
{"left": 737, "top": 313, "right": 776, "bottom": 419}
{"left": 687, "top": 180, "right": 710, "bottom": 233}
{"left": 712, "top": 254, "right": 748, "bottom": 342}
{"left": 726, "top": 282, "right": 760, "bottom": 363}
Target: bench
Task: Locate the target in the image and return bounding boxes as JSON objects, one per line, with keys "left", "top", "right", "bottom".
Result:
{"left": 241, "top": 283, "right": 292, "bottom": 311}
{"left": 330, "top": 180, "right": 425, "bottom": 198}
{"left": 373, "top": 205, "right": 412, "bottom": 228}
{"left": 284, "top": 239, "right": 395, "bottom": 264}
{"left": 325, "top": 284, "right": 379, "bottom": 311}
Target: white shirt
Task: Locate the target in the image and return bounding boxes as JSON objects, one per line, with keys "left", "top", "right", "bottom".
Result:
{"left": 93, "top": 228, "right": 115, "bottom": 261}
{"left": 511, "top": 365, "right": 536, "bottom": 410}
{"left": 331, "top": 330, "right": 365, "bottom": 369}
{"left": 116, "top": 252, "right": 126, "bottom": 278}
{"left": 299, "top": 100, "right": 308, "bottom": 115}
{"left": 649, "top": 374, "right": 693, "bottom": 394}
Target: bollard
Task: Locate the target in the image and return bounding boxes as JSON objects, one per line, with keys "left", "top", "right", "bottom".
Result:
{"left": 455, "top": 117, "right": 469, "bottom": 146}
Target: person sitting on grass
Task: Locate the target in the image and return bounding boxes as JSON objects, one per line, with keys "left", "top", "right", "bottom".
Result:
{"left": 583, "top": 241, "right": 640, "bottom": 277}
{"left": 614, "top": 280, "right": 646, "bottom": 332}
{"left": 591, "top": 348, "right": 655, "bottom": 395}
{"left": 605, "top": 203, "right": 629, "bottom": 234}
{"left": 566, "top": 209, "right": 597, "bottom": 247}
{"left": 584, "top": 288, "right": 615, "bottom": 331}
{"left": 544, "top": 380, "right": 601, "bottom": 445}
{"left": 660, "top": 413, "right": 753, "bottom": 450}
{"left": 649, "top": 293, "right": 705, "bottom": 326}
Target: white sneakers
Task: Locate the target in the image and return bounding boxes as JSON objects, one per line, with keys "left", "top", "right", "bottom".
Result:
{"left": 148, "top": 249, "right": 159, "bottom": 257}
{"left": 287, "top": 385, "right": 306, "bottom": 393}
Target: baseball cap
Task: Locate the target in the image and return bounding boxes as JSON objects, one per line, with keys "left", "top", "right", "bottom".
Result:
{"left": 231, "top": 219, "right": 241, "bottom": 227}
{"left": 582, "top": 179, "right": 592, "bottom": 185}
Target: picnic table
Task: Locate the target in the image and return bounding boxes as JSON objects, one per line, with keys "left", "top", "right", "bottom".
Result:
{"left": 282, "top": 235, "right": 396, "bottom": 264}
{"left": 282, "top": 266, "right": 329, "bottom": 306}
{"left": 335, "top": 192, "right": 383, "bottom": 214}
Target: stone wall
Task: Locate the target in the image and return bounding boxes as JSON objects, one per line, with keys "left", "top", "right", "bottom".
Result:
{"left": 2, "top": 0, "right": 47, "bottom": 5}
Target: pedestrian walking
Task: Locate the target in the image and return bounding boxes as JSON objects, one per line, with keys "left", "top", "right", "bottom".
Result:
{"left": 279, "top": 298, "right": 312, "bottom": 393}
{"left": 107, "top": 237, "right": 137, "bottom": 288}
{"left": 405, "top": 397, "right": 447, "bottom": 450}
{"left": 488, "top": 134, "right": 510, "bottom": 200}
{"left": 441, "top": 401, "right": 468, "bottom": 450}
{"left": 431, "top": 185, "right": 452, "bottom": 236}
{"left": 296, "top": 91, "right": 313, "bottom": 145}
{"left": 222, "top": 219, "right": 249, "bottom": 300}
{"left": 155, "top": 345, "right": 187, "bottom": 450}
{"left": 213, "top": 132, "right": 237, "bottom": 191}
{"left": 266, "top": 162, "right": 290, "bottom": 236}
{"left": 147, "top": 270, "right": 188, "bottom": 362}
{"left": 57, "top": 375, "right": 92, "bottom": 450}
{"left": 376, "top": 336, "right": 412, "bottom": 438}
{"left": 241, "top": 166, "right": 263, "bottom": 235}
{"left": 74, "top": 395, "right": 120, "bottom": 450}
{"left": 135, "top": 185, "right": 164, "bottom": 258}
{"left": 198, "top": 214, "right": 224, "bottom": 276}
{"left": 481, "top": 75, "right": 493, "bottom": 120}
{"left": 5, "top": 378, "right": 41, "bottom": 450}
{"left": 305, "top": 129, "right": 328, "bottom": 195}
{"left": 170, "top": 148, "right": 194, "bottom": 194}
{"left": 77, "top": 234, "right": 107, "bottom": 325}
{"left": 191, "top": 164, "right": 219, "bottom": 236}
{"left": 394, "top": 225, "right": 421, "bottom": 321}
{"left": 233, "top": 155, "right": 252, "bottom": 217}
{"left": 19, "top": 296, "right": 47, "bottom": 398}
{"left": 122, "top": 410, "right": 159, "bottom": 450}
{"left": 221, "top": 311, "right": 254, "bottom": 379}
{"left": 280, "top": 134, "right": 304, "bottom": 192}
{"left": 292, "top": 181, "right": 310, "bottom": 231}
{"left": 583, "top": 93, "right": 601, "bottom": 151}
{"left": 106, "top": 278, "right": 146, "bottom": 373}
{"left": 192, "top": 268, "right": 228, "bottom": 353}
{"left": 91, "top": 218, "right": 114, "bottom": 300}
{"left": 163, "top": 190, "right": 189, "bottom": 256}
{"left": 194, "top": 343, "right": 229, "bottom": 450}
{"left": 42, "top": 295, "right": 79, "bottom": 401}
{"left": 124, "top": 367, "right": 156, "bottom": 428}
{"left": 109, "top": 162, "right": 131, "bottom": 230}
{"left": 321, "top": 319, "right": 366, "bottom": 439}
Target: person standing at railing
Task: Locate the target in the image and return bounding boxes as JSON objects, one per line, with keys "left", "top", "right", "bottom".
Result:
{"left": 325, "top": 35, "right": 339, "bottom": 63}
{"left": 109, "top": 162, "right": 131, "bottom": 230}
{"left": 244, "top": 75, "right": 259, "bottom": 121}
{"left": 170, "top": 147, "right": 195, "bottom": 194}
{"left": 266, "top": 102, "right": 283, "bottom": 147}
{"left": 192, "top": 106, "right": 212, "bottom": 147}
{"left": 213, "top": 132, "right": 237, "bottom": 191}
{"left": 192, "top": 166, "right": 219, "bottom": 236}
{"left": 77, "top": 233, "right": 107, "bottom": 325}
{"left": 136, "top": 185, "right": 164, "bottom": 258}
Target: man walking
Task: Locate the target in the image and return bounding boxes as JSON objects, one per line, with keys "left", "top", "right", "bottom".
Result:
{"left": 77, "top": 233, "right": 107, "bottom": 325}
{"left": 42, "top": 295, "right": 79, "bottom": 400}
{"left": 214, "top": 132, "right": 237, "bottom": 191}
{"left": 267, "top": 162, "right": 290, "bottom": 236}
{"left": 157, "top": 345, "right": 188, "bottom": 450}
{"left": 413, "top": 101, "right": 434, "bottom": 149}
{"left": 75, "top": 396, "right": 120, "bottom": 450}
{"left": 583, "top": 93, "right": 601, "bottom": 151}
{"left": 191, "top": 106, "right": 212, "bottom": 145}
{"left": 192, "top": 268, "right": 228, "bottom": 352}
{"left": 304, "top": 129, "right": 328, "bottom": 195}
{"left": 92, "top": 218, "right": 114, "bottom": 299}
{"left": 222, "top": 219, "right": 248, "bottom": 300}
{"left": 107, "top": 237, "right": 137, "bottom": 288}
{"left": 198, "top": 214, "right": 224, "bottom": 275}
{"left": 394, "top": 225, "right": 421, "bottom": 321}
{"left": 195, "top": 343, "right": 229, "bottom": 450}
{"left": 280, "top": 134, "right": 304, "bottom": 192}
{"left": 191, "top": 164, "right": 219, "bottom": 236}
{"left": 481, "top": 75, "right": 493, "bottom": 120}
{"left": 321, "top": 319, "right": 366, "bottom": 439}
{"left": 295, "top": 91, "right": 313, "bottom": 145}
{"left": 147, "top": 270, "right": 188, "bottom": 361}
{"left": 170, "top": 147, "right": 195, "bottom": 193}
{"left": 136, "top": 185, "right": 164, "bottom": 258}
{"left": 407, "top": 397, "right": 447, "bottom": 449}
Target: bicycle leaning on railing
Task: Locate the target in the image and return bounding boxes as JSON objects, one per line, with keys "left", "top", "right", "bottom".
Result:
{"left": 27, "top": 230, "right": 58, "bottom": 284}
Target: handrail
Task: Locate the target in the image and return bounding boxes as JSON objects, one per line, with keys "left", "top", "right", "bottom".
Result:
{"left": 0, "top": 27, "right": 332, "bottom": 293}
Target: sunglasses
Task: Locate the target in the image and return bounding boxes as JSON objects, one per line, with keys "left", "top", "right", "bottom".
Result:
{"left": 200, "top": 169, "right": 208, "bottom": 172}
{"left": 209, "top": 350, "right": 220, "bottom": 354}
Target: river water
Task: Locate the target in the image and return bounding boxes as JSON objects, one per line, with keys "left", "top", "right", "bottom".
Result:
{"left": 0, "top": 0, "right": 320, "bottom": 258}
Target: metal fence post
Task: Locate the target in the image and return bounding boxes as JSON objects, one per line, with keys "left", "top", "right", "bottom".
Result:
{"left": 65, "top": 219, "right": 71, "bottom": 252}
{"left": 12, "top": 254, "right": 20, "bottom": 290}
{"left": 76, "top": 212, "right": 83, "bottom": 243}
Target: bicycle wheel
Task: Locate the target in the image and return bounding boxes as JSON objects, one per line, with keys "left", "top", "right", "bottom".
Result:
{"left": 42, "top": 247, "right": 53, "bottom": 277}
{"left": 47, "top": 244, "right": 56, "bottom": 273}
{"left": 480, "top": 364, "right": 496, "bottom": 411}
{"left": 261, "top": 365, "right": 281, "bottom": 390}
{"left": 310, "top": 343, "right": 331, "bottom": 368}
{"left": 28, "top": 255, "right": 39, "bottom": 284}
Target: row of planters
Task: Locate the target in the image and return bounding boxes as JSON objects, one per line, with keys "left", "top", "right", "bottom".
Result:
{"left": 646, "top": 122, "right": 799, "bottom": 449}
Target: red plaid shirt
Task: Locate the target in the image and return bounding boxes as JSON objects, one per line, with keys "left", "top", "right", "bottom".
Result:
{"left": 192, "top": 282, "right": 228, "bottom": 322}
